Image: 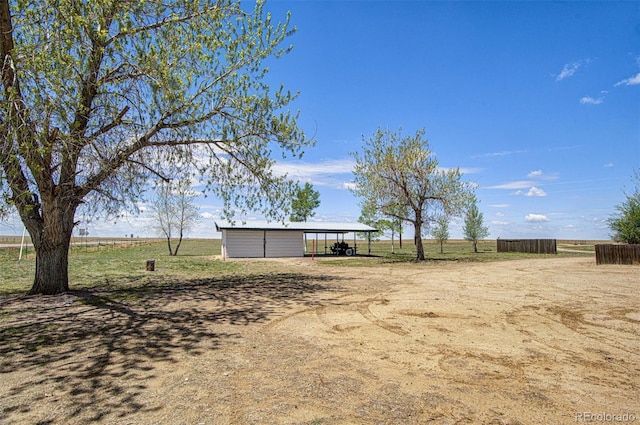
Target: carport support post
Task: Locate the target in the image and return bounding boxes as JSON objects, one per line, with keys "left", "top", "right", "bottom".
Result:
{"left": 353, "top": 232, "right": 356, "bottom": 255}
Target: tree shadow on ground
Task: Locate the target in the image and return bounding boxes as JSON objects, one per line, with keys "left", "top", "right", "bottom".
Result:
{"left": 0, "top": 272, "right": 343, "bottom": 424}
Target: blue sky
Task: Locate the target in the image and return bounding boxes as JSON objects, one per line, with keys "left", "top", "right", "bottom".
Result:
{"left": 259, "top": 0, "right": 640, "bottom": 240}
{"left": 3, "top": 1, "right": 638, "bottom": 240}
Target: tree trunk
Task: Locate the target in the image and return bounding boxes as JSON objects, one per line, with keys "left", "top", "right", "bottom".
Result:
{"left": 29, "top": 241, "right": 71, "bottom": 294}
{"left": 413, "top": 221, "right": 425, "bottom": 260}
{"left": 165, "top": 236, "right": 174, "bottom": 256}
{"left": 391, "top": 229, "right": 395, "bottom": 254}
{"left": 173, "top": 230, "right": 184, "bottom": 256}
{"left": 440, "top": 240, "right": 444, "bottom": 254}
{"left": 26, "top": 207, "right": 75, "bottom": 295}
{"left": 23, "top": 194, "right": 80, "bottom": 295}
{"left": 473, "top": 240, "right": 478, "bottom": 253}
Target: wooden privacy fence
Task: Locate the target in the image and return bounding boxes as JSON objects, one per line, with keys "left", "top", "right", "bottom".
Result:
{"left": 497, "top": 239, "right": 557, "bottom": 254}
{"left": 595, "top": 244, "right": 640, "bottom": 265}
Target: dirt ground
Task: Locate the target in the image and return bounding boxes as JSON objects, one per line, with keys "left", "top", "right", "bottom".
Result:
{"left": 1, "top": 257, "right": 638, "bottom": 424}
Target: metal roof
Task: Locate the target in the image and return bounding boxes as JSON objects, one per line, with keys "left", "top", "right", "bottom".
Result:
{"left": 215, "top": 220, "right": 377, "bottom": 233}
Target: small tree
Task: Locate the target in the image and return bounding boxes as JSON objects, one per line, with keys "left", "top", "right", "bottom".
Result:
{"left": 432, "top": 214, "right": 450, "bottom": 254}
{"left": 608, "top": 170, "right": 640, "bottom": 244}
{"left": 350, "top": 128, "right": 473, "bottom": 261}
{"left": 290, "top": 182, "right": 320, "bottom": 251}
{"left": 463, "top": 202, "right": 489, "bottom": 253}
{"left": 151, "top": 180, "right": 200, "bottom": 256}
{"left": 290, "top": 182, "right": 320, "bottom": 222}
{"left": 358, "top": 199, "right": 403, "bottom": 253}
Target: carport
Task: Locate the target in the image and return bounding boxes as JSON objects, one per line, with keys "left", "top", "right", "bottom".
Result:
{"left": 215, "top": 220, "right": 378, "bottom": 259}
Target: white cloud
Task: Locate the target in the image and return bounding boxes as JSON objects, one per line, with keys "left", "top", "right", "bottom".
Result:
{"left": 472, "top": 149, "right": 527, "bottom": 158}
{"left": 525, "top": 169, "right": 560, "bottom": 181}
{"left": 487, "top": 173, "right": 556, "bottom": 192}
{"left": 614, "top": 72, "right": 640, "bottom": 87}
{"left": 342, "top": 182, "right": 357, "bottom": 191}
{"left": 486, "top": 180, "right": 535, "bottom": 190}
{"left": 491, "top": 220, "right": 509, "bottom": 226}
{"left": 580, "top": 96, "right": 604, "bottom": 105}
{"left": 604, "top": 162, "right": 614, "bottom": 168}
{"left": 272, "top": 158, "right": 357, "bottom": 188}
{"left": 525, "top": 213, "right": 549, "bottom": 223}
{"left": 273, "top": 158, "right": 355, "bottom": 178}
{"left": 489, "top": 204, "right": 510, "bottom": 208}
{"left": 546, "top": 144, "right": 582, "bottom": 152}
{"left": 556, "top": 62, "right": 581, "bottom": 81}
{"left": 526, "top": 186, "right": 547, "bottom": 197}
{"left": 200, "top": 212, "right": 217, "bottom": 219}
{"left": 438, "top": 166, "right": 483, "bottom": 174}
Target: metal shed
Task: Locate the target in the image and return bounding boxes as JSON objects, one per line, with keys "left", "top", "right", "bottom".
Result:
{"left": 215, "top": 220, "right": 378, "bottom": 259}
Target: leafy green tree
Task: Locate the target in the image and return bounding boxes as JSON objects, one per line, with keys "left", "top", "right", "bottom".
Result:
{"left": 431, "top": 214, "right": 450, "bottom": 254}
{"left": 151, "top": 180, "right": 201, "bottom": 256}
{"left": 608, "top": 170, "right": 640, "bottom": 244}
{"left": 0, "top": 0, "right": 308, "bottom": 295}
{"left": 463, "top": 201, "right": 489, "bottom": 253}
{"left": 290, "top": 182, "right": 320, "bottom": 222}
{"left": 351, "top": 128, "right": 473, "bottom": 261}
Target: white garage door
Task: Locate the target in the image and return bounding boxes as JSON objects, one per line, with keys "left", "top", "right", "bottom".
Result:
{"left": 265, "top": 231, "right": 303, "bottom": 257}
{"left": 225, "top": 230, "right": 264, "bottom": 258}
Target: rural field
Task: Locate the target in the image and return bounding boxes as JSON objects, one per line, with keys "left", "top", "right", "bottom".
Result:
{"left": 0, "top": 239, "right": 638, "bottom": 424}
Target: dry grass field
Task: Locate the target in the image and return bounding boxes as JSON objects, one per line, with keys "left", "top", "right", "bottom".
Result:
{"left": 0, "top": 241, "right": 638, "bottom": 424}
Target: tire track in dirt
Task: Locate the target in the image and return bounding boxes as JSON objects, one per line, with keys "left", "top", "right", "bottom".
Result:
{"left": 261, "top": 295, "right": 410, "bottom": 338}
{"left": 355, "top": 298, "right": 409, "bottom": 336}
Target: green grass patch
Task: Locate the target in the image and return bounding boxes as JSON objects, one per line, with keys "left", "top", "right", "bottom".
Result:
{"left": 0, "top": 239, "right": 241, "bottom": 296}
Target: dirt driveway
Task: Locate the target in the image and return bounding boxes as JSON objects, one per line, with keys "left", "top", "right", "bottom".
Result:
{"left": 1, "top": 257, "right": 638, "bottom": 424}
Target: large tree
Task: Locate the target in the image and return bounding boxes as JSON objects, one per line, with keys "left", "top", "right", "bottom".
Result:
{"left": 608, "top": 170, "right": 640, "bottom": 244}
{"left": 151, "top": 179, "right": 201, "bottom": 256}
{"left": 350, "top": 128, "right": 472, "bottom": 260}
{"left": 0, "top": 0, "right": 309, "bottom": 295}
